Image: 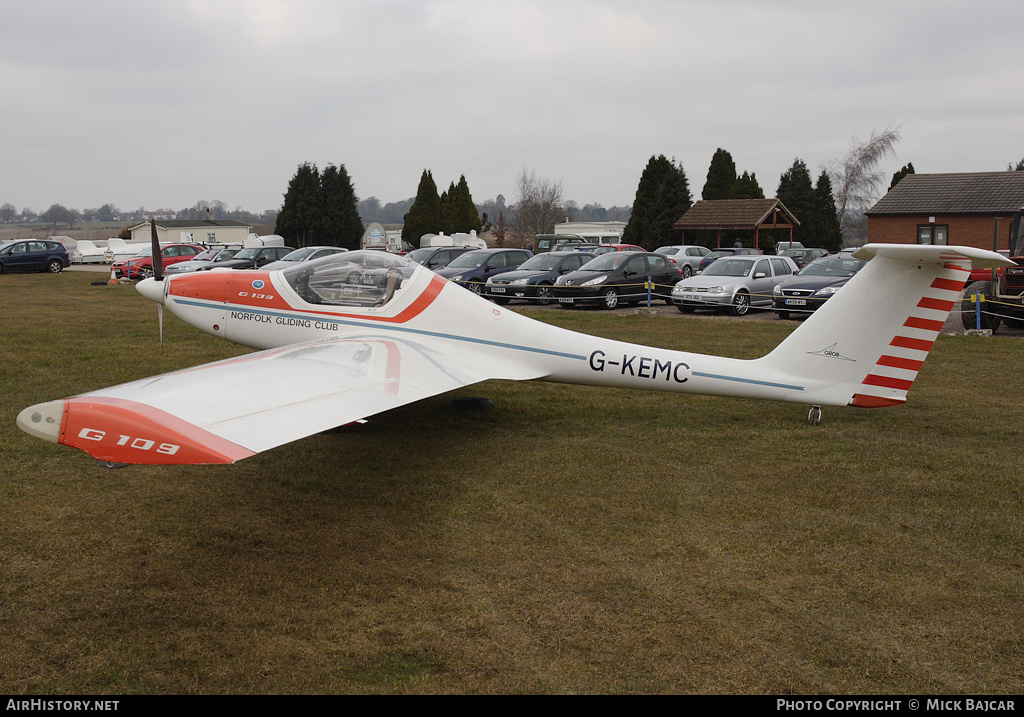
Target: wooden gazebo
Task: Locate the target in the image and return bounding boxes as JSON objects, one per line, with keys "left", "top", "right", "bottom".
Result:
{"left": 673, "top": 198, "right": 799, "bottom": 249}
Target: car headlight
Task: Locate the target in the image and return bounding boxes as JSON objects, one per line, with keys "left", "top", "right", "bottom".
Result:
{"left": 814, "top": 286, "right": 841, "bottom": 296}
{"left": 511, "top": 278, "right": 529, "bottom": 285}
{"left": 582, "top": 275, "right": 607, "bottom": 286}
{"left": 450, "top": 274, "right": 463, "bottom": 282}
{"left": 708, "top": 286, "right": 725, "bottom": 295}
{"left": 773, "top": 284, "right": 782, "bottom": 295}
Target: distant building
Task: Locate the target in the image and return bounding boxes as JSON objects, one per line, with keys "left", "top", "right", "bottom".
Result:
{"left": 866, "top": 172, "right": 1024, "bottom": 250}
{"left": 129, "top": 219, "right": 251, "bottom": 246}
{"left": 553, "top": 221, "right": 626, "bottom": 243}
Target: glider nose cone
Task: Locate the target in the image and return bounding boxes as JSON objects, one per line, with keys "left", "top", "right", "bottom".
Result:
{"left": 137, "top": 277, "right": 166, "bottom": 304}
{"left": 17, "top": 401, "right": 65, "bottom": 444}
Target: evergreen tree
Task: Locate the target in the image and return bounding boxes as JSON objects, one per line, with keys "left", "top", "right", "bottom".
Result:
{"left": 702, "top": 148, "right": 737, "bottom": 200}
{"left": 453, "top": 175, "right": 482, "bottom": 234}
{"left": 439, "top": 182, "right": 456, "bottom": 234}
{"left": 276, "top": 162, "right": 322, "bottom": 247}
{"left": 402, "top": 170, "right": 442, "bottom": 245}
{"left": 731, "top": 171, "right": 764, "bottom": 199}
{"left": 812, "top": 171, "right": 842, "bottom": 252}
{"left": 889, "top": 162, "right": 915, "bottom": 191}
{"left": 319, "top": 163, "right": 363, "bottom": 249}
{"left": 622, "top": 155, "right": 692, "bottom": 250}
{"left": 776, "top": 159, "right": 816, "bottom": 245}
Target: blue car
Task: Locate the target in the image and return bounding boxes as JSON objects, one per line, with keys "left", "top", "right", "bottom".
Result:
{"left": 484, "top": 251, "right": 594, "bottom": 305}
{"left": 434, "top": 248, "right": 533, "bottom": 294}
{"left": 0, "top": 239, "right": 70, "bottom": 274}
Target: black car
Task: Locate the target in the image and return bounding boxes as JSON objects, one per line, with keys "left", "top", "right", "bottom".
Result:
{"left": 779, "top": 247, "right": 829, "bottom": 269}
{"left": 198, "top": 245, "right": 295, "bottom": 270}
{"left": 0, "top": 239, "right": 70, "bottom": 274}
{"left": 434, "top": 248, "right": 533, "bottom": 294}
{"left": 405, "top": 246, "right": 473, "bottom": 270}
{"left": 553, "top": 251, "right": 683, "bottom": 309}
{"left": 772, "top": 252, "right": 865, "bottom": 318}
{"left": 483, "top": 251, "right": 594, "bottom": 305}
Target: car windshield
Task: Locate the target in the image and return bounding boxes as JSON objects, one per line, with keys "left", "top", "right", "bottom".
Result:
{"left": 213, "top": 249, "right": 240, "bottom": 261}
{"left": 131, "top": 247, "right": 153, "bottom": 258}
{"left": 517, "top": 254, "right": 563, "bottom": 271}
{"left": 282, "top": 250, "right": 417, "bottom": 309}
{"left": 279, "top": 247, "right": 323, "bottom": 262}
{"left": 579, "top": 253, "right": 630, "bottom": 271}
{"left": 191, "top": 249, "right": 219, "bottom": 261}
{"left": 445, "top": 251, "right": 487, "bottom": 269}
{"left": 800, "top": 256, "right": 864, "bottom": 277}
{"left": 232, "top": 248, "right": 259, "bottom": 260}
{"left": 702, "top": 258, "right": 754, "bottom": 277}
{"left": 406, "top": 248, "right": 435, "bottom": 264}
{"left": 654, "top": 247, "right": 679, "bottom": 255}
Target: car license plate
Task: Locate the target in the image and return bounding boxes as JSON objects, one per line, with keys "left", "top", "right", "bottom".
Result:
{"left": 785, "top": 299, "right": 807, "bottom": 306}
{"left": 559, "top": 297, "right": 574, "bottom": 304}
{"left": 682, "top": 294, "right": 699, "bottom": 301}
{"left": 491, "top": 286, "right": 505, "bottom": 293}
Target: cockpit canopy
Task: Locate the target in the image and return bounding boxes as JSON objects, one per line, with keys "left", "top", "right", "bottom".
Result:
{"left": 281, "top": 250, "right": 417, "bottom": 308}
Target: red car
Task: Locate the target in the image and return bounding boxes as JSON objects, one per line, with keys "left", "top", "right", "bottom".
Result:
{"left": 589, "top": 243, "right": 645, "bottom": 255}
{"left": 113, "top": 243, "right": 204, "bottom": 279}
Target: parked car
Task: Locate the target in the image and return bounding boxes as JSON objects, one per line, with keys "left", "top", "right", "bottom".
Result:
{"left": 484, "top": 251, "right": 594, "bottom": 305}
{"left": 0, "top": 239, "right": 70, "bottom": 274}
{"left": 434, "top": 248, "right": 533, "bottom": 294}
{"left": 164, "top": 247, "right": 242, "bottom": 275}
{"left": 113, "top": 243, "right": 204, "bottom": 279}
{"left": 553, "top": 251, "right": 683, "bottom": 309}
{"left": 697, "top": 247, "right": 763, "bottom": 272}
{"left": 405, "top": 246, "right": 474, "bottom": 270}
{"left": 261, "top": 246, "right": 348, "bottom": 271}
{"left": 197, "top": 245, "right": 295, "bottom": 271}
{"left": 772, "top": 252, "right": 865, "bottom": 319}
{"left": 779, "top": 247, "right": 829, "bottom": 269}
{"left": 653, "top": 244, "right": 711, "bottom": 278}
{"left": 589, "top": 243, "right": 645, "bottom": 256}
{"left": 672, "top": 254, "right": 799, "bottom": 315}
{"left": 775, "top": 241, "right": 805, "bottom": 254}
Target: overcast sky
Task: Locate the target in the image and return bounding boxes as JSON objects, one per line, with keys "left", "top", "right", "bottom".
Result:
{"left": 2, "top": 0, "right": 1021, "bottom": 215}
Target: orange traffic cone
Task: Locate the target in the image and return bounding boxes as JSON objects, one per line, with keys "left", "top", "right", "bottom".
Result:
{"left": 108, "top": 266, "right": 118, "bottom": 285}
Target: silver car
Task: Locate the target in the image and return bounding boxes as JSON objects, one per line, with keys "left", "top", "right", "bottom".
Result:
{"left": 164, "top": 247, "right": 241, "bottom": 275}
{"left": 653, "top": 244, "right": 710, "bottom": 278}
{"left": 671, "top": 254, "right": 799, "bottom": 315}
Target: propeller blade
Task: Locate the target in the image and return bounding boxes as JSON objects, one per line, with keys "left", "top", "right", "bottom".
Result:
{"left": 150, "top": 220, "right": 163, "bottom": 281}
{"left": 158, "top": 303, "right": 164, "bottom": 348}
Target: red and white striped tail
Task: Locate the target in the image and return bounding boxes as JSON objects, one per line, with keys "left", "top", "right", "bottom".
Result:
{"left": 850, "top": 258, "right": 971, "bottom": 408}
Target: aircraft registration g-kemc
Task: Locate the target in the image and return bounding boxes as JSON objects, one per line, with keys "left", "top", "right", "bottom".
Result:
{"left": 17, "top": 243, "right": 1012, "bottom": 466}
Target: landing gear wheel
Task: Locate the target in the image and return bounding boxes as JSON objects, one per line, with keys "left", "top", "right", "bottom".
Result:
{"left": 808, "top": 405, "right": 822, "bottom": 425}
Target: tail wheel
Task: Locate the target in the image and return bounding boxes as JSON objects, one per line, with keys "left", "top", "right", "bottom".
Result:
{"left": 730, "top": 291, "right": 750, "bottom": 316}
{"left": 961, "top": 281, "right": 1001, "bottom": 332}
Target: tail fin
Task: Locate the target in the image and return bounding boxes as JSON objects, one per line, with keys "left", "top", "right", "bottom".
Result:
{"left": 758, "top": 244, "right": 1012, "bottom": 408}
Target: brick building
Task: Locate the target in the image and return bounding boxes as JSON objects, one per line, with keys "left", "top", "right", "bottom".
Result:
{"left": 866, "top": 172, "right": 1024, "bottom": 251}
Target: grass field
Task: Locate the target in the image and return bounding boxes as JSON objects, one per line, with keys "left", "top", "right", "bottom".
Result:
{"left": 2, "top": 270, "right": 1023, "bottom": 694}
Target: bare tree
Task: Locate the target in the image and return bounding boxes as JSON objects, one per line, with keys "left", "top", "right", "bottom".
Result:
{"left": 509, "top": 167, "right": 566, "bottom": 244}
{"left": 827, "top": 124, "right": 902, "bottom": 240}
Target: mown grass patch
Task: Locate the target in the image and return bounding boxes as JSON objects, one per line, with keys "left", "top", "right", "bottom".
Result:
{"left": 1, "top": 271, "right": 1022, "bottom": 694}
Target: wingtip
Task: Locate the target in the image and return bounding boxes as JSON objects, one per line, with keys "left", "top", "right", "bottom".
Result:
{"left": 17, "top": 401, "right": 65, "bottom": 443}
